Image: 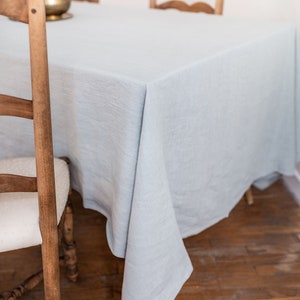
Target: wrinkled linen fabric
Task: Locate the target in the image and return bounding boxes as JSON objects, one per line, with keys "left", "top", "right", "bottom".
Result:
{"left": 0, "top": 3, "right": 297, "bottom": 299}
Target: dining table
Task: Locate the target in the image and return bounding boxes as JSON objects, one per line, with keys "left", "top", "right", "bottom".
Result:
{"left": 0, "top": 2, "right": 298, "bottom": 299}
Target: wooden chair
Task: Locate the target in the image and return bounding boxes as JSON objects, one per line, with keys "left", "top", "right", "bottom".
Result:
{"left": 149, "top": 0, "right": 224, "bottom": 14}
{"left": 0, "top": 0, "right": 78, "bottom": 299}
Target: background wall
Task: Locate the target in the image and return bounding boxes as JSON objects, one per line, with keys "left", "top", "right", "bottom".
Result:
{"left": 225, "top": 0, "right": 300, "bottom": 23}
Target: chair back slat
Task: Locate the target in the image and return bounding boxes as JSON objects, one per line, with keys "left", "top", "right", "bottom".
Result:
{"left": 0, "top": 174, "right": 37, "bottom": 193}
{"left": 0, "top": 95, "right": 33, "bottom": 119}
{"left": 150, "top": 0, "right": 224, "bottom": 15}
{"left": 157, "top": 1, "right": 214, "bottom": 13}
{"left": 0, "top": 0, "right": 29, "bottom": 23}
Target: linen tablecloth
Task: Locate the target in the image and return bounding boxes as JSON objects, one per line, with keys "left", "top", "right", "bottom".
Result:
{"left": 0, "top": 3, "right": 297, "bottom": 299}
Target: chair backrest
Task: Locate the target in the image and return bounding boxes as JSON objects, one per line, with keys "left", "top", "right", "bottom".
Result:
{"left": 0, "top": 0, "right": 60, "bottom": 299}
{"left": 149, "top": 0, "right": 224, "bottom": 14}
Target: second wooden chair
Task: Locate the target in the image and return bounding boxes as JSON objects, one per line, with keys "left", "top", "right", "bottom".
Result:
{"left": 149, "top": 0, "right": 224, "bottom": 14}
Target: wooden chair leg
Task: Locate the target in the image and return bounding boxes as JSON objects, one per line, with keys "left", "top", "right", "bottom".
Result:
{"left": 61, "top": 198, "right": 79, "bottom": 282}
{"left": 245, "top": 187, "right": 254, "bottom": 205}
{"left": 58, "top": 158, "right": 78, "bottom": 282}
{"left": 0, "top": 270, "right": 43, "bottom": 300}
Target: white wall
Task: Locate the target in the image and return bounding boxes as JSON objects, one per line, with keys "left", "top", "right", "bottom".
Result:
{"left": 102, "top": 0, "right": 147, "bottom": 7}
{"left": 225, "top": 0, "right": 300, "bottom": 23}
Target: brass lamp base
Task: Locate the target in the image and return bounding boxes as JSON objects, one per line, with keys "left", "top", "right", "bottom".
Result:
{"left": 45, "top": 0, "right": 72, "bottom": 21}
{"left": 46, "top": 12, "right": 73, "bottom": 21}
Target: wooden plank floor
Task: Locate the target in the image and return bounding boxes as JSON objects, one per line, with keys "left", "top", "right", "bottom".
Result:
{"left": 1, "top": 179, "right": 300, "bottom": 299}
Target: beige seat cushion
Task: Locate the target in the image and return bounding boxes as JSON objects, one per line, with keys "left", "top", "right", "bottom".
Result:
{"left": 0, "top": 157, "right": 70, "bottom": 252}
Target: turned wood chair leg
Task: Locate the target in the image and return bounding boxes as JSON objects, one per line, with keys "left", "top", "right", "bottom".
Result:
{"left": 245, "top": 187, "right": 254, "bottom": 205}
{"left": 0, "top": 270, "right": 43, "bottom": 300}
{"left": 58, "top": 157, "right": 79, "bottom": 282}
{"left": 61, "top": 198, "right": 79, "bottom": 282}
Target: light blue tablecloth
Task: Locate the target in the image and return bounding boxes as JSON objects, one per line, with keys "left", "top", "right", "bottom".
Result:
{"left": 0, "top": 3, "right": 297, "bottom": 299}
